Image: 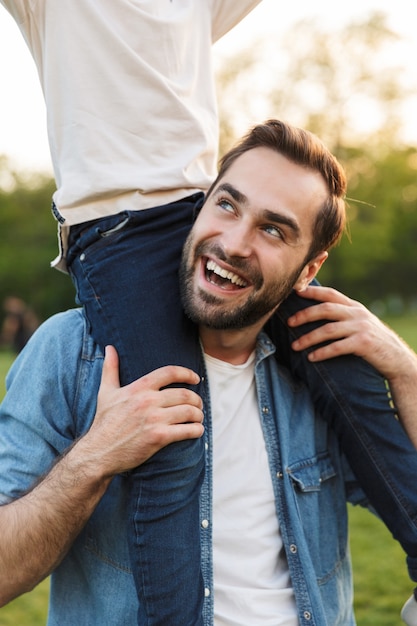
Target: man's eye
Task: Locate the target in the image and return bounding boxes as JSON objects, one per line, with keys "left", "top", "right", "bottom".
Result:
{"left": 218, "top": 199, "right": 234, "bottom": 213}
{"left": 264, "top": 225, "right": 283, "bottom": 239}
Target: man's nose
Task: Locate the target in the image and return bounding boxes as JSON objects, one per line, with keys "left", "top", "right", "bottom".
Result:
{"left": 222, "top": 222, "right": 254, "bottom": 258}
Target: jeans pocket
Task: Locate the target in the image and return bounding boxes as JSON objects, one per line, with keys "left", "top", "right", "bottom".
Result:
{"left": 67, "top": 212, "right": 131, "bottom": 267}
{"left": 98, "top": 215, "right": 130, "bottom": 237}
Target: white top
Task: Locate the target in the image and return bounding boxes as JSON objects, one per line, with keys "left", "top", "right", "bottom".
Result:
{"left": 1, "top": 0, "right": 262, "bottom": 265}
{"left": 205, "top": 352, "right": 298, "bottom": 626}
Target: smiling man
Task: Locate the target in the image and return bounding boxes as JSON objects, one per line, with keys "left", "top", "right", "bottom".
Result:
{"left": 180, "top": 147, "right": 328, "bottom": 339}
{"left": 1, "top": 120, "right": 417, "bottom": 625}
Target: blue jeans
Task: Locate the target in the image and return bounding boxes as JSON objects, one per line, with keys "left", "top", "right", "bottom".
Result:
{"left": 266, "top": 284, "right": 417, "bottom": 582}
{"left": 66, "top": 195, "right": 417, "bottom": 626}
{"left": 66, "top": 194, "right": 205, "bottom": 625}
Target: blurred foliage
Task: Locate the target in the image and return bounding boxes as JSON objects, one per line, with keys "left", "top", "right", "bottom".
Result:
{"left": 1, "top": 11, "right": 417, "bottom": 325}
{"left": 0, "top": 160, "right": 75, "bottom": 324}
{"left": 216, "top": 11, "right": 416, "bottom": 153}
{"left": 319, "top": 144, "right": 417, "bottom": 308}
{"left": 215, "top": 10, "right": 417, "bottom": 312}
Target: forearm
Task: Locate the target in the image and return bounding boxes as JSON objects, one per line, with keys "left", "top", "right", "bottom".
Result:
{"left": 0, "top": 352, "right": 204, "bottom": 606}
{"left": 0, "top": 438, "right": 111, "bottom": 606}
{"left": 384, "top": 338, "right": 417, "bottom": 450}
{"left": 288, "top": 286, "right": 417, "bottom": 447}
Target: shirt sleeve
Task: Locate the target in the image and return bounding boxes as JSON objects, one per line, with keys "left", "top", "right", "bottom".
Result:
{"left": 0, "top": 309, "right": 88, "bottom": 502}
{"left": 209, "top": 0, "right": 263, "bottom": 43}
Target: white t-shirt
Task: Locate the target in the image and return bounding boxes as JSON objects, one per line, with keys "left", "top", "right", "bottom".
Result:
{"left": 1, "top": 1, "right": 262, "bottom": 234}
{"left": 205, "top": 352, "right": 298, "bottom": 626}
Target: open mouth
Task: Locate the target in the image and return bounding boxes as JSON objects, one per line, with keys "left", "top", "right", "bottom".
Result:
{"left": 205, "top": 259, "right": 248, "bottom": 290}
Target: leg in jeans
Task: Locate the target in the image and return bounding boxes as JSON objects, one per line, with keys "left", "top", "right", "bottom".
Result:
{"left": 66, "top": 194, "right": 205, "bottom": 625}
{"left": 266, "top": 282, "right": 417, "bottom": 582}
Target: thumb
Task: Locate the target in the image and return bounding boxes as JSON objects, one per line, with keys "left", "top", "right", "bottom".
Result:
{"left": 100, "top": 345, "right": 121, "bottom": 390}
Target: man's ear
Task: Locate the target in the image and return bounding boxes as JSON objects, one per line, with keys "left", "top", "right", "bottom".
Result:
{"left": 293, "top": 251, "right": 328, "bottom": 292}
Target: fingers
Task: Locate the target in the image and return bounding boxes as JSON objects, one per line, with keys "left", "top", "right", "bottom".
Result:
{"left": 296, "top": 285, "right": 350, "bottom": 303}
{"left": 157, "top": 386, "right": 204, "bottom": 411}
{"left": 288, "top": 302, "right": 348, "bottom": 329}
{"left": 130, "top": 366, "right": 203, "bottom": 414}
{"left": 133, "top": 365, "right": 201, "bottom": 392}
{"left": 293, "top": 332, "right": 357, "bottom": 362}
{"left": 99, "top": 353, "right": 201, "bottom": 402}
{"left": 91, "top": 361, "right": 205, "bottom": 473}
{"left": 165, "top": 421, "right": 205, "bottom": 444}
{"left": 289, "top": 287, "right": 362, "bottom": 329}
{"left": 102, "top": 346, "right": 200, "bottom": 393}
{"left": 101, "top": 345, "right": 121, "bottom": 390}
{"left": 291, "top": 319, "right": 354, "bottom": 358}
{"left": 287, "top": 286, "right": 378, "bottom": 362}
{"left": 156, "top": 403, "right": 205, "bottom": 430}
{"left": 101, "top": 360, "right": 204, "bottom": 422}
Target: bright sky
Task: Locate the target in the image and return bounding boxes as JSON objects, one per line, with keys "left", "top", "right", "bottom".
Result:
{"left": 0, "top": 0, "right": 416, "bottom": 173}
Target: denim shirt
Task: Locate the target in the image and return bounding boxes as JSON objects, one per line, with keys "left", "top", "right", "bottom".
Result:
{"left": 0, "top": 309, "right": 364, "bottom": 625}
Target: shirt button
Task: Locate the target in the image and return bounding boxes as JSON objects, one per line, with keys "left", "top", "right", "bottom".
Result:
{"left": 303, "top": 610, "right": 312, "bottom": 620}
{"left": 204, "top": 588, "right": 210, "bottom": 597}
{"left": 277, "top": 471, "right": 283, "bottom": 479}
{"left": 205, "top": 442, "right": 209, "bottom": 451}
{"left": 201, "top": 519, "right": 209, "bottom": 529}
{"left": 262, "top": 406, "right": 269, "bottom": 414}
{"left": 289, "top": 544, "right": 297, "bottom": 554}
{"left": 80, "top": 253, "right": 86, "bottom": 261}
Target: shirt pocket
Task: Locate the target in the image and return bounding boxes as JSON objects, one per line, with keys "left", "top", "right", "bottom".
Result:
{"left": 287, "top": 452, "right": 349, "bottom": 584}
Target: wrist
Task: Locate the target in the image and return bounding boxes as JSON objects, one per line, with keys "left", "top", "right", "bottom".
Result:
{"left": 61, "top": 436, "right": 114, "bottom": 495}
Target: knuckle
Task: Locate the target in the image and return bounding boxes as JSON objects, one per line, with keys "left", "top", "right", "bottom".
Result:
{"left": 138, "top": 372, "right": 154, "bottom": 387}
{"left": 149, "top": 426, "right": 170, "bottom": 447}
{"left": 358, "top": 332, "right": 373, "bottom": 350}
{"left": 136, "top": 393, "right": 154, "bottom": 413}
{"left": 164, "top": 364, "right": 177, "bottom": 377}
{"left": 320, "top": 302, "right": 334, "bottom": 316}
{"left": 322, "top": 322, "right": 336, "bottom": 336}
{"left": 177, "top": 388, "right": 192, "bottom": 403}
{"left": 182, "top": 405, "right": 200, "bottom": 422}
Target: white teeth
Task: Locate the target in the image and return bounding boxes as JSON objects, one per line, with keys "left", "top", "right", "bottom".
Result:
{"left": 206, "top": 259, "right": 247, "bottom": 287}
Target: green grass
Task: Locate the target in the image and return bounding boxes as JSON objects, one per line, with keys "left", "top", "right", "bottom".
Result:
{"left": 0, "top": 352, "right": 14, "bottom": 399}
{"left": 0, "top": 314, "right": 416, "bottom": 624}
{"left": 348, "top": 314, "right": 417, "bottom": 625}
{"left": 350, "top": 505, "right": 410, "bottom": 625}
{"left": 0, "top": 352, "right": 50, "bottom": 625}
{"left": 0, "top": 579, "right": 49, "bottom": 626}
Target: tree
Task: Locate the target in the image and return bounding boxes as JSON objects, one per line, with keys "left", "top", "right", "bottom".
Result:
{"left": 216, "top": 11, "right": 415, "bottom": 156}
{"left": 1, "top": 12, "right": 416, "bottom": 319}
{"left": 0, "top": 159, "right": 75, "bottom": 323}
{"left": 319, "top": 145, "right": 417, "bottom": 307}
{"left": 215, "top": 12, "right": 417, "bottom": 307}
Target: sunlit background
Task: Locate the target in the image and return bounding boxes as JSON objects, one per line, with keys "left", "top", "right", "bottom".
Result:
{"left": 1, "top": 0, "right": 417, "bottom": 322}
{"left": 1, "top": 0, "right": 417, "bottom": 172}
{"left": 1, "top": 4, "right": 417, "bottom": 625}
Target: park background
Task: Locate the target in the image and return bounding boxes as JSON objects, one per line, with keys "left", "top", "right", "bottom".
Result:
{"left": 1, "top": 1, "right": 417, "bottom": 624}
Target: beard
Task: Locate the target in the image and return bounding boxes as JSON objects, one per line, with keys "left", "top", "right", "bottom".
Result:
{"left": 179, "top": 236, "right": 305, "bottom": 331}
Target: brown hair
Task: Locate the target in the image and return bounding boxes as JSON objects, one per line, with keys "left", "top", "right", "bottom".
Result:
{"left": 207, "top": 119, "right": 347, "bottom": 260}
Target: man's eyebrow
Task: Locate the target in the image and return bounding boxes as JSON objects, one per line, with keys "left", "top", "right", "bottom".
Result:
{"left": 215, "top": 183, "right": 249, "bottom": 206}
{"left": 215, "top": 182, "right": 301, "bottom": 237}
{"left": 263, "top": 209, "right": 301, "bottom": 237}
